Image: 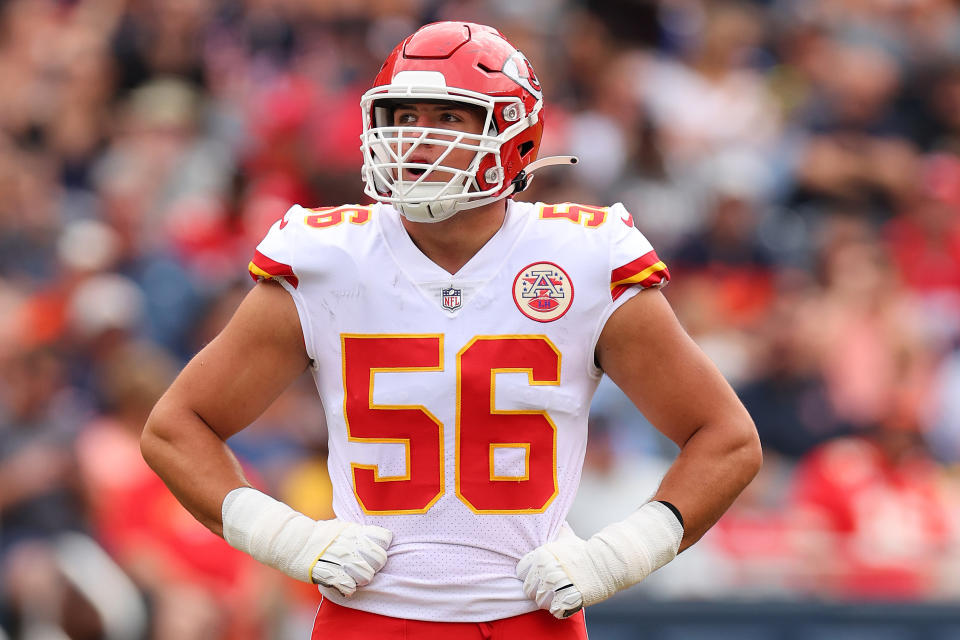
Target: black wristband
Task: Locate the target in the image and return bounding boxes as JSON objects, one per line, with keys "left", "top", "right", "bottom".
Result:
{"left": 655, "top": 500, "right": 684, "bottom": 529}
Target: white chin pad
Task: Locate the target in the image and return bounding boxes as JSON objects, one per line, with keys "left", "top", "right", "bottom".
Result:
{"left": 394, "top": 182, "right": 464, "bottom": 222}
{"left": 396, "top": 200, "right": 457, "bottom": 223}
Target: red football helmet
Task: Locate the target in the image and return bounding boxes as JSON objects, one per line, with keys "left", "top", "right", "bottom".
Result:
{"left": 360, "top": 22, "right": 576, "bottom": 222}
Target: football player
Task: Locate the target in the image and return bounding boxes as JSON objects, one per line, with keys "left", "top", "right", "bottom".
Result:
{"left": 141, "top": 21, "right": 761, "bottom": 639}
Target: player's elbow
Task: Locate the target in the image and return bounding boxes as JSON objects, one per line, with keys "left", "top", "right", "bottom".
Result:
{"left": 140, "top": 393, "right": 184, "bottom": 473}
{"left": 731, "top": 412, "right": 763, "bottom": 484}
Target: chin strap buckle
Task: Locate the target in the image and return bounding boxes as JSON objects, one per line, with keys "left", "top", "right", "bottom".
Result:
{"left": 511, "top": 169, "right": 530, "bottom": 194}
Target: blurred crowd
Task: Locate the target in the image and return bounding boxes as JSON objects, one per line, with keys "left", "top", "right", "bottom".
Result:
{"left": 2, "top": 0, "right": 960, "bottom": 638}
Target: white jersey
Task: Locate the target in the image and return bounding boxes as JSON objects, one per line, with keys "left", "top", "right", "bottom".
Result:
{"left": 248, "top": 199, "right": 669, "bottom": 622}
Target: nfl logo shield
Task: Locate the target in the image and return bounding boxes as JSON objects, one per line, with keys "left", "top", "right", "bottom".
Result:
{"left": 442, "top": 286, "right": 462, "bottom": 311}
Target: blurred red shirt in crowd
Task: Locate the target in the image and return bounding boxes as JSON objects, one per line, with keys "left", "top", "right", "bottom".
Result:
{"left": 789, "top": 414, "right": 954, "bottom": 600}
{"left": 77, "top": 415, "right": 269, "bottom": 639}
{"left": 885, "top": 153, "right": 960, "bottom": 295}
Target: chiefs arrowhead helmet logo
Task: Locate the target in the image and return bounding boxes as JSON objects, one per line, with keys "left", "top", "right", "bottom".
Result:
{"left": 502, "top": 51, "right": 542, "bottom": 101}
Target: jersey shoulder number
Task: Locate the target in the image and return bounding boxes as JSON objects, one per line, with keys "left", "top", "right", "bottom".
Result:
{"left": 536, "top": 202, "right": 634, "bottom": 229}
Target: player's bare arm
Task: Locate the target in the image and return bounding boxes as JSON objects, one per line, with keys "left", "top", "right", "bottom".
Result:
{"left": 596, "top": 287, "right": 762, "bottom": 549}
{"left": 141, "top": 280, "right": 393, "bottom": 596}
{"left": 141, "top": 280, "right": 309, "bottom": 534}
{"left": 518, "top": 287, "right": 761, "bottom": 619}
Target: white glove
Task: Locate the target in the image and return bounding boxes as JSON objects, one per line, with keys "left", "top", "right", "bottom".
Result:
{"left": 310, "top": 523, "right": 393, "bottom": 597}
{"left": 222, "top": 487, "right": 393, "bottom": 597}
{"left": 517, "top": 502, "right": 683, "bottom": 618}
{"left": 516, "top": 524, "right": 586, "bottom": 618}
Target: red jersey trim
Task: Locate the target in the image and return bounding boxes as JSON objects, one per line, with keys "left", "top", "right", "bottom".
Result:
{"left": 610, "top": 250, "right": 669, "bottom": 301}
{"left": 248, "top": 250, "right": 299, "bottom": 288}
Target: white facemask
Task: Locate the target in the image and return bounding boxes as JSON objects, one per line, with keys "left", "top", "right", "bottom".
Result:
{"left": 360, "top": 71, "right": 576, "bottom": 223}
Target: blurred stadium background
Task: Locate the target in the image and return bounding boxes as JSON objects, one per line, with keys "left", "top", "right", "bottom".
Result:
{"left": 3, "top": 0, "right": 960, "bottom": 638}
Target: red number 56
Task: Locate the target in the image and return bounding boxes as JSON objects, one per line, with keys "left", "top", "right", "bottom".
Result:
{"left": 341, "top": 334, "right": 560, "bottom": 515}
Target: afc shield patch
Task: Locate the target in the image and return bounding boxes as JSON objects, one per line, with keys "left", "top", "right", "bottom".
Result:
{"left": 442, "top": 286, "right": 462, "bottom": 311}
{"left": 512, "top": 262, "right": 573, "bottom": 322}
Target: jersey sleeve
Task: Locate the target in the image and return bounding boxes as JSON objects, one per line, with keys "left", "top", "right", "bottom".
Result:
{"left": 247, "top": 205, "right": 307, "bottom": 288}
{"left": 588, "top": 202, "right": 671, "bottom": 376}
{"left": 607, "top": 202, "right": 670, "bottom": 302}
{"left": 246, "top": 204, "right": 321, "bottom": 362}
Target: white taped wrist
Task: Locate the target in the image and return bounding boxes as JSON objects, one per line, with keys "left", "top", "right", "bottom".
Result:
{"left": 564, "top": 501, "right": 684, "bottom": 606}
{"left": 221, "top": 487, "right": 346, "bottom": 583}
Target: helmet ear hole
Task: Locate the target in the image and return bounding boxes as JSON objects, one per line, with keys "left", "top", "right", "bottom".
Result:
{"left": 518, "top": 141, "right": 535, "bottom": 158}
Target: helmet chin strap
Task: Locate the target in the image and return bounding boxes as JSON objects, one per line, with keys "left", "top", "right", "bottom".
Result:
{"left": 395, "top": 155, "right": 579, "bottom": 223}
{"left": 525, "top": 155, "right": 580, "bottom": 173}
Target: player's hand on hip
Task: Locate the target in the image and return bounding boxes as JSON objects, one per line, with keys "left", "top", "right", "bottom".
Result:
{"left": 516, "top": 523, "right": 585, "bottom": 619}
{"left": 221, "top": 487, "right": 393, "bottom": 597}
{"left": 311, "top": 522, "right": 393, "bottom": 597}
{"left": 518, "top": 502, "right": 684, "bottom": 619}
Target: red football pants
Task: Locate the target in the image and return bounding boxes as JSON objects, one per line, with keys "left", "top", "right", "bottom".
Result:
{"left": 311, "top": 598, "right": 588, "bottom": 639}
